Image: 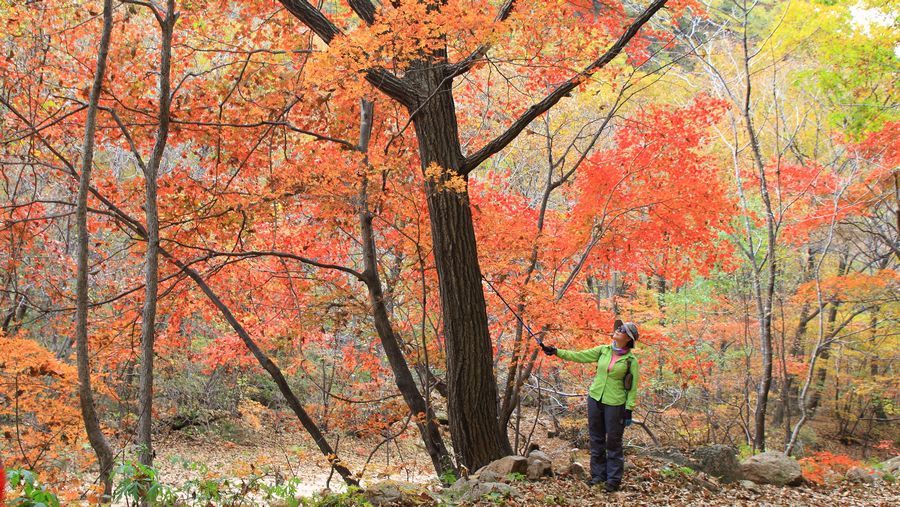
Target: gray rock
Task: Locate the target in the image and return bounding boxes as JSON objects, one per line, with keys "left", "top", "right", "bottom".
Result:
{"left": 527, "top": 450, "right": 552, "bottom": 463}
{"left": 739, "top": 479, "right": 761, "bottom": 493}
{"left": 474, "top": 455, "right": 529, "bottom": 478}
{"left": 692, "top": 444, "right": 741, "bottom": 482}
{"left": 526, "top": 458, "right": 553, "bottom": 480}
{"left": 459, "top": 481, "right": 521, "bottom": 503}
{"left": 524, "top": 450, "right": 554, "bottom": 480}
{"left": 364, "top": 480, "right": 429, "bottom": 506}
{"left": 441, "top": 476, "right": 475, "bottom": 504}
{"left": 475, "top": 469, "right": 504, "bottom": 483}
{"left": 644, "top": 447, "right": 695, "bottom": 468}
{"left": 881, "top": 456, "right": 900, "bottom": 475}
{"left": 566, "top": 462, "right": 586, "bottom": 479}
{"left": 846, "top": 466, "right": 882, "bottom": 483}
{"left": 739, "top": 451, "right": 802, "bottom": 486}
{"left": 447, "top": 477, "right": 472, "bottom": 494}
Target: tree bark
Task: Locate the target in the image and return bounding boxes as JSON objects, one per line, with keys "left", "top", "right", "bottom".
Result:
{"left": 74, "top": 0, "right": 115, "bottom": 496}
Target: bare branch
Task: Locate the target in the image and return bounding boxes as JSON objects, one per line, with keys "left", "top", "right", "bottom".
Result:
{"left": 449, "top": 0, "right": 518, "bottom": 77}
{"left": 169, "top": 117, "right": 358, "bottom": 148}
{"left": 165, "top": 241, "right": 367, "bottom": 281}
{"left": 461, "top": 0, "right": 668, "bottom": 174}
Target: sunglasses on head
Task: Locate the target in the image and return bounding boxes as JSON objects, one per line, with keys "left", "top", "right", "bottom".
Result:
{"left": 615, "top": 325, "right": 636, "bottom": 341}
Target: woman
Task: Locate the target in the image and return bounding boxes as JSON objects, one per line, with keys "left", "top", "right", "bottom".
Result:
{"left": 541, "top": 321, "right": 640, "bottom": 492}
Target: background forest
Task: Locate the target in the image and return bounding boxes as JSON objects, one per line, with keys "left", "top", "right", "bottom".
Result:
{"left": 0, "top": 0, "right": 897, "bottom": 504}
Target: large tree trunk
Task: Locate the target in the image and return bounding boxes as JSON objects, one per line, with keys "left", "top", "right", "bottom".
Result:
{"left": 74, "top": 0, "right": 115, "bottom": 496}
{"left": 409, "top": 67, "right": 512, "bottom": 470}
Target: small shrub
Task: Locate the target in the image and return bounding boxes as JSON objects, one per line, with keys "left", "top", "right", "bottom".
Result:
{"left": 557, "top": 417, "right": 589, "bottom": 449}
{"left": 483, "top": 491, "right": 507, "bottom": 504}
{"left": 260, "top": 477, "right": 304, "bottom": 506}
{"left": 797, "top": 426, "right": 819, "bottom": 452}
{"left": 167, "top": 456, "right": 268, "bottom": 505}
{"left": 6, "top": 469, "right": 61, "bottom": 507}
{"left": 439, "top": 469, "right": 458, "bottom": 485}
{"left": 112, "top": 461, "right": 176, "bottom": 506}
{"left": 300, "top": 486, "right": 371, "bottom": 507}
{"left": 506, "top": 471, "right": 527, "bottom": 482}
{"left": 659, "top": 465, "right": 695, "bottom": 478}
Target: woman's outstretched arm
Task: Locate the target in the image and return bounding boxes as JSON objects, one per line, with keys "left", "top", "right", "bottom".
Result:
{"left": 556, "top": 346, "right": 604, "bottom": 363}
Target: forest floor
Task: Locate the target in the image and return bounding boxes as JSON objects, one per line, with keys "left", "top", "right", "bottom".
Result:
{"left": 508, "top": 456, "right": 898, "bottom": 506}
{"left": 145, "top": 411, "right": 900, "bottom": 506}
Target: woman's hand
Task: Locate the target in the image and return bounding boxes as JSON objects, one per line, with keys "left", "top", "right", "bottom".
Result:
{"left": 624, "top": 409, "right": 633, "bottom": 427}
{"left": 540, "top": 343, "right": 557, "bottom": 356}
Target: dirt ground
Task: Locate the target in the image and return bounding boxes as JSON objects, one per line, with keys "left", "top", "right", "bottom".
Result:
{"left": 140, "top": 410, "right": 900, "bottom": 506}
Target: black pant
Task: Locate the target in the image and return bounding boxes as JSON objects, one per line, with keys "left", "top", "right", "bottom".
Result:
{"left": 587, "top": 397, "right": 626, "bottom": 485}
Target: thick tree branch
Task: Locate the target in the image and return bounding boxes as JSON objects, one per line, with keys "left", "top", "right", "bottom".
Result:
{"left": 461, "top": 0, "right": 668, "bottom": 174}
{"left": 278, "top": 0, "right": 341, "bottom": 43}
{"left": 276, "top": 0, "right": 414, "bottom": 103}
{"left": 347, "top": 0, "right": 376, "bottom": 24}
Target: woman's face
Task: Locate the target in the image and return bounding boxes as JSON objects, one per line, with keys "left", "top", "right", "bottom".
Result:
{"left": 612, "top": 329, "right": 630, "bottom": 349}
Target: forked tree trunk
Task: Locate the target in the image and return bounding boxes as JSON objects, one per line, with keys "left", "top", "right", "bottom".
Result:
{"left": 409, "top": 68, "right": 513, "bottom": 470}
{"left": 138, "top": 0, "right": 176, "bottom": 474}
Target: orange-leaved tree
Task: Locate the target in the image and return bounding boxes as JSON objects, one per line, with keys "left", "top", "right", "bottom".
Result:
{"left": 263, "top": 0, "right": 679, "bottom": 468}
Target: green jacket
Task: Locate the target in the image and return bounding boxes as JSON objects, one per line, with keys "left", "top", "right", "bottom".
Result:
{"left": 557, "top": 345, "right": 640, "bottom": 409}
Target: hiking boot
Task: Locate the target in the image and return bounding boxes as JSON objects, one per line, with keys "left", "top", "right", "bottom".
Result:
{"left": 603, "top": 482, "right": 620, "bottom": 493}
{"left": 587, "top": 477, "right": 606, "bottom": 487}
